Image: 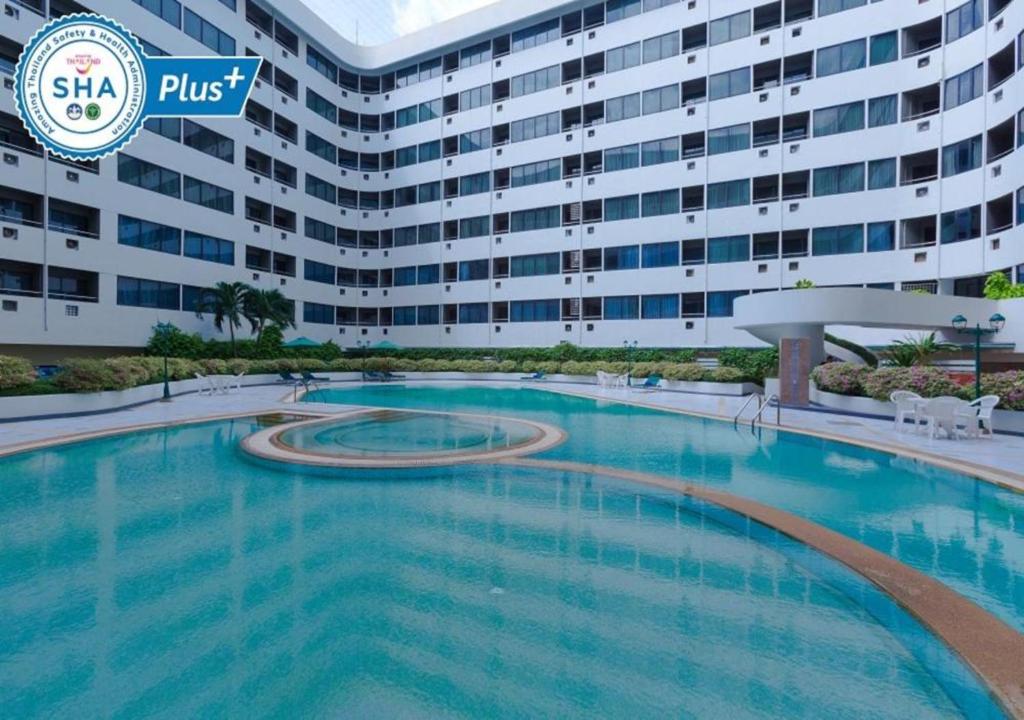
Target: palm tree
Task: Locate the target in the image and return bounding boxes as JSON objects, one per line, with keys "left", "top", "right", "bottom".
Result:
{"left": 244, "top": 288, "right": 295, "bottom": 342}
{"left": 194, "top": 281, "right": 251, "bottom": 355}
{"left": 882, "top": 332, "right": 958, "bottom": 367}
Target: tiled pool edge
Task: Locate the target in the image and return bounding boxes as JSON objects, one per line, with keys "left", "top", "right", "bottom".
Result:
{"left": 503, "top": 457, "right": 1024, "bottom": 719}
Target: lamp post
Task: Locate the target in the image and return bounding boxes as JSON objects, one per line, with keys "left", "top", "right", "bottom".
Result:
{"left": 623, "top": 340, "right": 638, "bottom": 387}
{"left": 951, "top": 313, "right": 1006, "bottom": 400}
{"left": 155, "top": 321, "right": 173, "bottom": 402}
{"left": 356, "top": 340, "right": 370, "bottom": 377}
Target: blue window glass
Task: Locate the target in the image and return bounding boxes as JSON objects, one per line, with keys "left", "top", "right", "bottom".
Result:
{"left": 117, "top": 215, "right": 180, "bottom": 255}
{"left": 605, "top": 195, "right": 640, "bottom": 221}
{"left": 707, "top": 180, "right": 750, "bottom": 209}
{"left": 812, "top": 225, "right": 864, "bottom": 256}
{"left": 394, "top": 307, "right": 417, "bottom": 326}
{"left": 604, "top": 245, "right": 640, "bottom": 270}
{"left": 870, "top": 31, "right": 898, "bottom": 65}
{"left": 641, "top": 241, "right": 679, "bottom": 267}
{"left": 417, "top": 265, "right": 440, "bottom": 284}
{"left": 510, "top": 299, "right": 560, "bottom": 322}
{"left": 417, "top": 305, "right": 440, "bottom": 325}
{"left": 707, "top": 290, "right": 748, "bottom": 317}
{"left": 184, "top": 231, "right": 234, "bottom": 265}
{"left": 707, "top": 236, "right": 750, "bottom": 263}
{"left": 641, "top": 294, "right": 679, "bottom": 319}
{"left": 604, "top": 295, "right": 640, "bottom": 319}
{"left": 816, "top": 39, "right": 866, "bottom": 77}
{"left": 458, "top": 303, "right": 489, "bottom": 324}
{"left": 117, "top": 276, "right": 180, "bottom": 310}
{"left": 867, "top": 221, "right": 895, "bottom": 252}
{"left": 867, "top": 158, "right": 897, "bottom": 189}
{"left": 303, "top": 302, "right": 334, "bottom": 325}
{"left": 184, "top": 9, "right": 234, "bottom": 55}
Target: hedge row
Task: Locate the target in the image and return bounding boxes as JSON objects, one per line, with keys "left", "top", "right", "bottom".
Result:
{"left": 811, "top": 362, "right": 1024, "bottom": 410}
{"left": 0, "top": 355, "right": 753, "bottom": 395}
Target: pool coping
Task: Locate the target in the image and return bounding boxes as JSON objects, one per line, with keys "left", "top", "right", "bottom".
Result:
{"left": 241, "top": 408, "right": 567, "bottom": 468}
{"left": 503, "top": 457, "right": 1024, "bottom": 719}
{"left": 532, "top": 384, "right": 1024, "bottom": 494}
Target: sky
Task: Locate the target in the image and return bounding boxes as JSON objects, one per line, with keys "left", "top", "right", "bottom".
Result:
{"left": 296, "top": 0, "right": 500, "bottom": 46}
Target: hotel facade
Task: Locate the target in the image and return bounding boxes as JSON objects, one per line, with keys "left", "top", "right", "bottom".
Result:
{"left": 0, "top": 0, "right": 1022, "bottom": 355}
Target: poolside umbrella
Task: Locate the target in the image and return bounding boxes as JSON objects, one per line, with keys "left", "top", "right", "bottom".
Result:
{"left": 283, "top": 337, "right": 321, "bottom": 348}
{"left": 371, "top": 341, "right": 400, "bottom": 350}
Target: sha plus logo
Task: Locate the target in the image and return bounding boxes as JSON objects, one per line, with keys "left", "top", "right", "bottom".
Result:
{"left": 14, "top": 13, "right": 262, "bottom": 160}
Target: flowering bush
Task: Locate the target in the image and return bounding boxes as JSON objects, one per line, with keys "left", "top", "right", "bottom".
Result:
{"left": 979, "top": 372, "right": 1024, "bottom": 411}
{"left": 0, "top": 356, "right": 36, "bottom": 389}
{"left": 862, "top": 366, "right": 964, "bottom": 402}
{"left": 661, "top": 363, "right": 707, "bottom": 382}
{"left": 811, "top": 362, "right": 870, "bottom": 396}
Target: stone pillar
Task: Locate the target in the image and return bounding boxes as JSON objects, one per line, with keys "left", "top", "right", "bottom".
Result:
{"left": 779, "top": 337, "right": 811, "bottom": 406}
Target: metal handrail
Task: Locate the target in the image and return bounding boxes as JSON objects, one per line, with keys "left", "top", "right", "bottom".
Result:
{"left": 733, "top": 393, "right": 762, "bottom": 426}
{"left": 751, "top": 394, "right": 780, "bottom": 429}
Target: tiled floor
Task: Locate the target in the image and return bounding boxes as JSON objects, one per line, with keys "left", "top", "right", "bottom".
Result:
{"left": 1, "top": 380, "right": 1021, "bottom": 489}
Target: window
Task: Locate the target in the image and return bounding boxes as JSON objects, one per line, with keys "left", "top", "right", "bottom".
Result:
{"left": 867, "top": 222, "right": 895, "bottom": 252}
{"left": 511, "top": 253, "right": 560, "bottom": 277}
{"left": 117, "top": 276, "right": 179, "bottom": 310}
{"left": 940, "top": 205, "right": 981, "bottom": 244}
{"left": 709, "top": 11, "right": 750, "bottom": 46}
{"left": 641, "top": 241, "right": 679, "bottom": 267}
{"left": 184, "top": 177, "right": 233, "bottom": 214}
{"left": 813, "top": 101, "right": 865, "bottom": 137}
{"left": 118, "top": 215, "right": 180, "bottom": 255}
{"left": 418, "top": 305, "right": 440, "bottom": 325}
{"left": 419, "top": 141, "right": 441, "bottom": 162}
{"left": 707, "top": 180, "right": 750, "bottom": 209}
{"left": 708, "top": 124, "right": 750, "bottom": 155}
{"left": 396, "top": 106, "right": 419, "bottom": 128}
{"left": 306, "top": 46, "right": 337, "bottom": 82}
{"left": 605, "top": 195, "right": 640, "bottom": 221}
{"left": 606, "top": 42, "right": 641, "bottom": 73}
{"left": 131, "top": 0, "right": 180, "bottom": 28}
{"left": 394, "top": 307, "right": 417, "bottom": 326}
{"left": 459, "top": 303, "right": 489, "bottom": 324}
{"left": 511, "top": 207, "right": 560, "bottom": 232}
{"left": 395, "top": 65, "right": 418, "bottom": 88}
{"left": 708, "top": 67, "right": 750, "bottom": 100}
{"left": 460, "top": 216, "right": 491, "bottom": 238}
{"left": 459, "top": 172, "right": 490, "bottom": 196}
{"left": 510, "top": 159, "right": 561, "bottom": 187}
{"left": 818, "top": 0, "right": 866, "bottom": 16}
{"left": 868, "top": 158, "right": 897, "bottom": 189}
{"left": 303, "top": 302, "right": 334, "bottom": 325}
{"left": 708, "top": 235, "right": 750, "bottom": 263}
{"left": 604, "top": 296, "right": 640, "bottom": 320}
{"left": 184, "top": 9, "right": 234, "bottom": 55}
{"left": 460, "top": 85, "right": 491, "bottom": 110}
{"left": 460, "top": 40, "right": 491, "bottom": 68}
{"left": 604, "top": 245, "right": 640, "bottom": 270}
{"left": 642, "top": 294, "right": 679, "bottom": 319}
{"left": 870, "top": 31, "right": 898, "bottom": 65}
{"left": 813, "top": 163, "right": 865, "bottom": 196}
{"left": 306, "top": 132, "right": 336, "bottom": 163}
{"left": 606, "top": 93, "right": 641, "bottom": 122}
{"left": 944, "top": 64, "right": 983, "bottom": 110}
{"left": 418, "top": 265, "right": 440, "bottom": 284}
{"left": 394, "top": 267, "right": 417, "bottom": 286}
{"left": 602, "top": 41, "right": 634, "bottom": 72}
{"left": 510, "top": 111, "right": 560, "bottom": 142}
{"left": 305, "top": 218, "right": 335, "bottom": 245}
{"left": 512, "top": 18, "right": 560, "bottom": 52}
{"left": 182, "top": 120, "right": 233, "bottom": 162}
{"left": 643, "top": 32, "right": 679, "bottom": 63}
{"left": 511, "top": 65, "right": 560, "bottom": 97}
{"left": 812, "top": 224, "right": 864, "bottom": 255}
{"left": 457, "top": 259, "right": 489, "bottom": 282}
{"left": 946, "top": 0, "right": 984, "bottom": 43}
{"left": 606, "top": 0, "right": 642, "bottom": 23}
{"left": 306, "top": 89, "right": 337, "bottom": 123}
{"left": 641, "top": 137, "right": 679, "bottom": 166}
{"left": 707, "top": 290, "right": 747, "bottom": 317}
{"left": 118, "top": 155, "right": 180, "bottom": 198}
{"left": 305, "top": 174, "right": 336, "bottom": 203}
{"left": 942, "top": 135, "right": 983, "bottom": 176}
{"left": 642, "top": 84, "right": 679, "bottom": 115}
{"left": 642, "top": 189, "right": 679, "bottom": 216}
{"left": 868, "top": 95, "right": 897, "bottom": 127}
{"left": 511, "top": 300, "right": 560, "bottom": 322}
{"left": 418, "top": 182, "right": 441, "bottom": 203}
{"left": 184, "top": 232, "right": 234, "bottom": 265}
{"left": 460, "top": 129, "right": 490, "bottom": 154}
{"left": 144, "top": 117, "right": 181, "bottom": 141}
{"left": 817, "top": 39, "right": 866, "bottom": 77}
{"left": 395, "top": 146, "right": 417, "bottom": 168}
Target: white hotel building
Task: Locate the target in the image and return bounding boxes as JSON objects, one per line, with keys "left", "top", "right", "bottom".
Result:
{"left": 0, "top": 0, "right": 1022, "bottom": 356}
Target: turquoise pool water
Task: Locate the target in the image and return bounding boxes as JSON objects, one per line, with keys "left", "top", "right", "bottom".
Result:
{"left": 310, "top": 385, "right": 1024, "bottom": 633}
{"left": 279, "top": 410, "right": 540, "bottom": 458}
{"left": 0, "top": 418, "right": 1000, "bottom": 718}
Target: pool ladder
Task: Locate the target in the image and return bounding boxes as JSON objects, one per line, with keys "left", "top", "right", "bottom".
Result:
{"left": 733, "top": 393, "right": 780, "bottom": 429}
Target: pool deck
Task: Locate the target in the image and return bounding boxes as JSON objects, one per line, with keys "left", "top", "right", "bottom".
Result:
{"left": 1, "top": 379, "right": 1022, "bottom": 491}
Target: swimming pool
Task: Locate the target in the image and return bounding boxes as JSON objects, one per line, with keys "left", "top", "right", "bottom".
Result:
{"left": 0, "top": 385, "right": 1020, "bottom": 718}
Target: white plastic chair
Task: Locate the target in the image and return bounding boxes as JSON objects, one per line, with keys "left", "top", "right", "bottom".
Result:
{"left": 596, "top": 370, "right": 611, "bottom": 388}
{"left": 921, "top": 397, "right": 964, "bottom": 439}
{"left": 890, "top": 390, "right": 923, "bottom": 432}
{"left": 227, "top": 372, "right": 245, "bottom": 393}
{"left": 194, "top": 372, "right": 216, "bottom": 397}
{"left": 969, "top": 395, "right": 999, "bottom": 438}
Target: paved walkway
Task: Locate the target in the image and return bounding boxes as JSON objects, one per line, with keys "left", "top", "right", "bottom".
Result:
{"left": 2, "top": 380, "right": 1022, "bottom": 489}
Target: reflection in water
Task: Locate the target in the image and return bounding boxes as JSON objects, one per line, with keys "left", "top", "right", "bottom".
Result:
{"left": 0, "top": 420, "right": 987, "bottom": 718}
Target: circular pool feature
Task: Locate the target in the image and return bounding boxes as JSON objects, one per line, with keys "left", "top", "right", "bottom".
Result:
{"left": 242, "top": 409, "right": 565, "bottom": 468}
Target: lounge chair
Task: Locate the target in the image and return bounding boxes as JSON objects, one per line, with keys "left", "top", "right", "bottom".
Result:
{"left": 278, "top": 372, "right": 300, "bottom": 384}
{"left": 890, "top": 390, "right": 923, "bottom": 432}
{"left": 380, "top": 371, "right": 406, "bottom": 382}
{"left": 195, "top": 372, "right": 216, "bottom": 396}
{"left": 520, "top": 371, "right": 545, "bottom": 381}
{"left": 362, "top": 370, "right": 385, "bottom": 382}
{"left": 227, "top": 372, "right": 245, "bottom": 393}
{"left": 301, "top": 371, "right": 330, "bottom": 383}
{"left": 630, "top": 374, "right": 662, "bottom": 392}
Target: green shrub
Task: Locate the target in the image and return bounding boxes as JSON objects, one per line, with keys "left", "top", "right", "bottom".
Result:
{"left": 706, "top": 367, "right": 746, "bottom": 383}
{"left": 978, "top": 372, "right": 1024, "bottom": 410}
{"left": 661, "top": 363, "right": 706, "bottom": 381}
{"left": 145, "top": 324, "right": 204, "bottom": 359}
{"left": 862, "top": 366, "right": 963, "bottom": 401}
{"left": 0, "top": 356, "right": 36, "bottom": 389}
{"left": 811, "top": 362, "right": 871, "bottom": 396}
{"left": 0, "top": 380, "right": 63, "bottom": 397}
{"left": 718, "top": 347, "right": 778, "bottom": 383}
{"left": 54, "top": 359, "right": 119, "bottom": 392}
